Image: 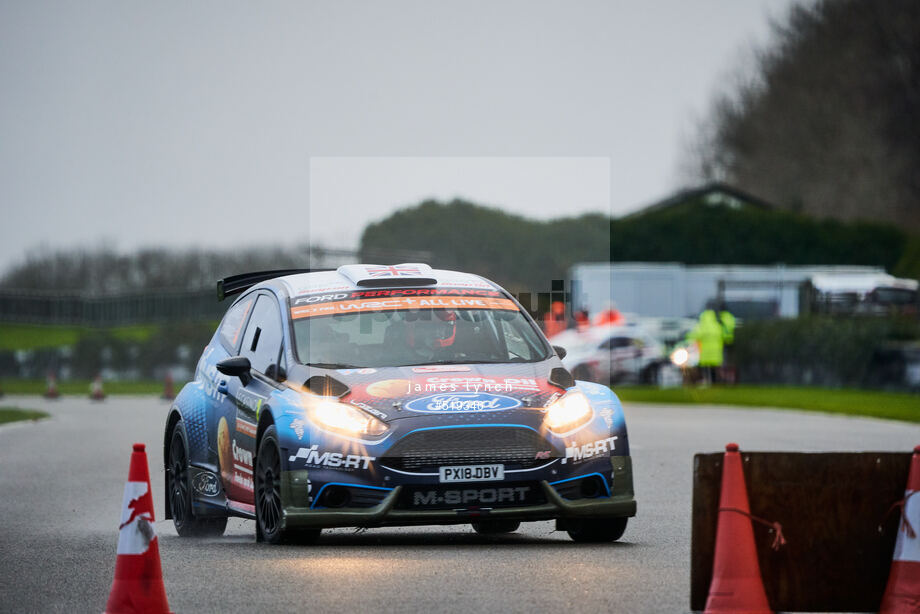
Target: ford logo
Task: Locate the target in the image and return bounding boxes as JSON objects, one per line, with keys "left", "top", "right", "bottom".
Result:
{"left": 192, "top": 471, "right": 220, "bottom": 497}
{"left": 404, "top": 393, "right": 522, "bottom": 413}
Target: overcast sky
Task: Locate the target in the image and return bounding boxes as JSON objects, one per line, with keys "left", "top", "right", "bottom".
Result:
{"left": 0, "top": 0, "right": 798, "bottom": 272}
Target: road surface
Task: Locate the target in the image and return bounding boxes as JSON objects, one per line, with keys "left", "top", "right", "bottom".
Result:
{"left": 1, "top": 395, "right": 917, "bottom": 613}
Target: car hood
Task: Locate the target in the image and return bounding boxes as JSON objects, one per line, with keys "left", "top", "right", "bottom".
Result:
{"left": 310, "top": 360, "right": 570, "bottom": 423}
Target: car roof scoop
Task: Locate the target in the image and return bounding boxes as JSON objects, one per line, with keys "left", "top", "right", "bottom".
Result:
{"left": 304, "top": 375, "right": 350, "bottom": 398}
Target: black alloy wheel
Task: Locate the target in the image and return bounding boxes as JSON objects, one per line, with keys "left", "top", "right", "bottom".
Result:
{"left": 255, "top": 425, "right": 320, "bottom": 545}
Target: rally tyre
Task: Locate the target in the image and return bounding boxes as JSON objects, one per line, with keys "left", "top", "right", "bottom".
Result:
{"left": 565, "top": 517, "right": 628, "bottom": 543}
{"left": 167, "top": 421, "right": 227, "bottom": 537}
{"left": 256, "top": 425, "right": 321, "bottom": 545}
{"left": 471, "top": 520, "right": 521, "bottom": 534}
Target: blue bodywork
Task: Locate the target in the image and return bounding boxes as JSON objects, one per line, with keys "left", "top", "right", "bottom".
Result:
{"left": 164, "top": 279, "right": 636, "bottom": 528}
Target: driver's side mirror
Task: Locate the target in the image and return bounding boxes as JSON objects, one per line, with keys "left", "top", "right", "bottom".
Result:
{"left": 217, "top": 356, "right": 252, "bottom": 385}
{"left": 552, "top": 345, "right": 567, "bottom": 359}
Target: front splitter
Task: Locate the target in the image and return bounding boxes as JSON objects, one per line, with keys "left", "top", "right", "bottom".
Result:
{"left": 279, "top": 480, "right": 636, "bottom": 530}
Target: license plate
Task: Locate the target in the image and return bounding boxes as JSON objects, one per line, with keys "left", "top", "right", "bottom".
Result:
{"left": 439, "top": 464, "right": 504, "bottom": 483}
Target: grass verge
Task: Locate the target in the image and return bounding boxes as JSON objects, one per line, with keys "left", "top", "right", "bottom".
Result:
{"left": 0, "top": 379, "right": 182, "bottom": 395}
{"left": 614, "top": 385, "right": 920, "bottom": 423}
{"left": 0, "top": 323, "right": 160, "bottom": 350}
{"left": 0, "top": 407, "right": 49, "bottom": 425}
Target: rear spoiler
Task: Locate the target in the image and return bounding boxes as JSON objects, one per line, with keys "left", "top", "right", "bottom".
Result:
{"left": 217, "top": 269, "right": 325, "bottom": 301}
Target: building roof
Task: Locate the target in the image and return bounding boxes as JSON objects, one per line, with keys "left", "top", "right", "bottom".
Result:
{"left": 624, "top": 182, "right": 775, "bottom": 219}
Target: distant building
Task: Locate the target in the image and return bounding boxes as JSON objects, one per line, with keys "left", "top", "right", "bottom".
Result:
{"left": 570, "top": 262, "right": 893, "bottom": 319}
{"left": 572, "top": 183, "right": 918, "bottom": 319}
{"left": 621, "top": 182, "right": 774, "bottom": 219}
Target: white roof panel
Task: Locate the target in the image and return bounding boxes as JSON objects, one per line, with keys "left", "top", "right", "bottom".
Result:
{"left": 276, "top": 264, "right": 498, "bottom": 297}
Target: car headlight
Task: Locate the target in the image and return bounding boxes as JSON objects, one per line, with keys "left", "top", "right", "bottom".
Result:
{"left": 670, "top": 347, "right": 689, "bottom": 367}
{"left": 306, "top": 398, "right": 389, "bottom": 437}
{"left": 543, "top": 390, "right": 593, "bottom": 435}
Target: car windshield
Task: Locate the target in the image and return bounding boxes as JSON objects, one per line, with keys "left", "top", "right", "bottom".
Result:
{"left": 293, "top": 307, "right": 550, "bottom": 368}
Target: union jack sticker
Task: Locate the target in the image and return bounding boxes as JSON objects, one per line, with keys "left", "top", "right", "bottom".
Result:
{"left": 365, "top": 265, "right": 423, "bottom": 277}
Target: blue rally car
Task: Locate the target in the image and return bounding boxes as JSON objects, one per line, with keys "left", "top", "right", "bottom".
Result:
{"left": 163, "top": 264, "right": 636, "bottom": 543}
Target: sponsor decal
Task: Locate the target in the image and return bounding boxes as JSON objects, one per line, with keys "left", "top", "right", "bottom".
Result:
{"left": 293, "top": 293, "right": 350, "bottom": 306}
{"left": 404, "top": 393, "right": 522, "bottom": 413}
{"left": 293, "top": 287, "right": 502, "bottom": 305}
{"left": 291, "top": 295, "right": 518, "bottom": 320}
{"left": 217, "top": 416, "right": 233, "bottom": 491}
{"left": 294, "top": 284, "right": 351, "bottom": 296}
{"left": 235, "top": 417, "right": 257, "bottom": 438}
{"left": 235, "top": 389, "right": 265, "bottom": 419}
{"left": 599, "top": 408, "right": 614, "bottom": 428}
{"left": 289, "top": 445, "right": 375, "bottom": 470}
{"left": 199, "top": 347, "right": 224, "bottom": 402}
{"left": 561, "top": 436, "right": 618, "bottom": 465}
{"left": 350, "top": 401, "right": 388, "bottom": 421}
{"left": 412, "top": 486, "right": 532, "bottom": 507}
{"left": 337, "top": 368, "right": 377, "bottom": 375}
{"left": 366, "top": 379, "right": 411, "bottom": 398}
{"left": 410, "top": 376, "right": 540, "bottom": 393}
{"left": 353, "top": 288, "right": 500, "bottom": 299}
{"left": 231, "top": 439, "right": 254, "bottom": 491}
{"left": 534, "top": 450, "right": 552, "bottom": 460}
{"left": 192, "top": 471, "right": 220, "bottom": 497}
{"left": 411, "top": 365, "right": 472, "bottom": 374}
{"left": 290, "top": 418, "right": 307, "bottom": 440}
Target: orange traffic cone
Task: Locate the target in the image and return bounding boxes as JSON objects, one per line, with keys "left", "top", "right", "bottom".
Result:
{"left": 44, "top": 373, "right": 60, "bottom": 399}
{"left": 704, "top": 443, "right": 773, "bottom": 614}
{"left": 90, "top": 375, "right": 106, "bottom": 401}
{"left": 880, "top": 445, "right": 920, "bottom": 613}
{"left": 105, "top": 443, "right": 172, "bottom": 614}
{"left": 161, "top": 373, "right": 175, "bottom": 401}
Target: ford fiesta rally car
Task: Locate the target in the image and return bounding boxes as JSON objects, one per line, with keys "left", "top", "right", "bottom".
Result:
{"left": 164, "top": 264, "right": 636, "bottom": 543}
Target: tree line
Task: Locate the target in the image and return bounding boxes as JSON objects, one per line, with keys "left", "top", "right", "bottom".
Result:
{"left": 3, "top": 194, "right": 916, "bottom": 302}
{"left": 685, "top": 0, "right": 920, "bottom": 231}
{"left": 359, "top": 197, "right": 919, "bottom": 290}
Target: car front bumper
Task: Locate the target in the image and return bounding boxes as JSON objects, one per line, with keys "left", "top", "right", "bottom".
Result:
{"left": 278, "top": 455, "right": 636, "bottom": 530}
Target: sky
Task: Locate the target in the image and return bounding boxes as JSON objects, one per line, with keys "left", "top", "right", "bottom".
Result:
{"left": 0, "top": 0, "right": 799, "bottom": 273}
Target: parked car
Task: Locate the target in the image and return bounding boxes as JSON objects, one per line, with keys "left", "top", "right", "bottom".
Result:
{"left": 552, "top": 324, "right": 666, "bottom": 385}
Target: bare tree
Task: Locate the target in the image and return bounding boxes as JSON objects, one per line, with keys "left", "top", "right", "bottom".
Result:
{"left": 685, "top": 0, "right": 920, "bottom": 230}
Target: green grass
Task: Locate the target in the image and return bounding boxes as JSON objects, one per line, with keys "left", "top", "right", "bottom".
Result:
{"left": 0, "top": 407, "right": 49, "bottom": 425}
{"left": 0, "top": 379, "right": 183, "bottom": 395}
{"left": 614, "top": 385, "right": 920, "bottom": 423}
{"left": 0, "top": 323, "right": 159, "bottom": 350}
{"left": 0, "top": 324, "right": 83, "bottom": 350}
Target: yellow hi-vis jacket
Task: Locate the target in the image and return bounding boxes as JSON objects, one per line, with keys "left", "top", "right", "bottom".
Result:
{"left": 687, "top": 310, "right": 725, "bottom": 367}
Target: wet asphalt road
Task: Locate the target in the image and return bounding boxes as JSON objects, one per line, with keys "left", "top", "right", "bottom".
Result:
{"left": 1, "top": 395, "right": 918, "bottom": 613}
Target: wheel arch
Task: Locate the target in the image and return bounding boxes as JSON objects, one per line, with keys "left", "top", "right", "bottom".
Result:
{"left": 256, "top": 405, "right": 276, "bottom": 453}
{"left": 164, "top": 408, "right": 183, "bottom": 468}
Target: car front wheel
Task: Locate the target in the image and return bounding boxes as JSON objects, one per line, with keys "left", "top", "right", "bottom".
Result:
{"left": 255, "top": 425, "right": 320, "bottom": 545}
